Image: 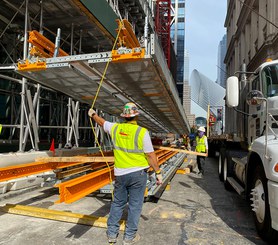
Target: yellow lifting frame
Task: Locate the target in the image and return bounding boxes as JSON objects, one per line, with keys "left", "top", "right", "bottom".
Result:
{"left": 17, "top": 30, "right": 68, "bottom": 72}
{"left": 111, "top": 19, "right": 145, "bottom": 62}
{"left": 17, "top": 59, "right": 46, "bottom": 72}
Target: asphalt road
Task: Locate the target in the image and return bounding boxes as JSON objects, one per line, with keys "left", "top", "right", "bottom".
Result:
{"left": 0, "top": 156, "right": 267, "bottom": 245}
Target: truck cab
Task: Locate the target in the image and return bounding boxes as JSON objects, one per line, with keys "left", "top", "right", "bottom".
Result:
{"left": 220, "top": 60, "right": 278, "bottom": 243}
{"left": 248, "top": 61, "right": 278, "bottom": 144}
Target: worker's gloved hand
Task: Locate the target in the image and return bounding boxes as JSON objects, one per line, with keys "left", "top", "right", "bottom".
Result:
{"left": 156, "top": 173, "right": 163, "bottom": 185}
{"left": 88, "top": 108, "right": 96, "bottom": 117}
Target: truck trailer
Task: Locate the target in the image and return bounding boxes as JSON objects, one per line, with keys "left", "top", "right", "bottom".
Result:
{"left": 209, "top": 59, "right": 278, "bottom": 243}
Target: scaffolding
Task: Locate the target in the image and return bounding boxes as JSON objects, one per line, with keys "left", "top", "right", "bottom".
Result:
{"left": 0, "top": 0, "right": 189, "bottom": 154}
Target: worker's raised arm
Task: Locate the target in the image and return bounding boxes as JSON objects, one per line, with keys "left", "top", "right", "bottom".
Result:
{"left": 88, "top": 109, "right": 105, "bottom": 127}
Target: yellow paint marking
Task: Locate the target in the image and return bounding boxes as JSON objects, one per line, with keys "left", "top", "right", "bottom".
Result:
{"left": 0, "top": 204, "right": 125, "bottom": 230}
{"left": 160, "top": 211, "right": 186, "bottom": 219}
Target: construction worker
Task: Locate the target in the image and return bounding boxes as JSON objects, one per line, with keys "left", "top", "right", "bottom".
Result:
{"left": 88, "top": 102, "right": 162, "bottom": 245}
{"left": 195, "top": 126, "right": 208, "bottom": 175}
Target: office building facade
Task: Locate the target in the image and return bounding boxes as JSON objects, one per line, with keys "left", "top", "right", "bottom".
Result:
{"left": 225, "top": 0, "right": 278, "bottom": 75}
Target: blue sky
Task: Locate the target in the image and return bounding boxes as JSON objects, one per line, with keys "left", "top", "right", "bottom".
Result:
{"left": 186, "top": 0, "right": 227, "bottom": 82}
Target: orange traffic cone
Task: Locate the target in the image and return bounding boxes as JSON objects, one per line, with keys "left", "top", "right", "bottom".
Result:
{"left": 49, "top": 138, "right": 55, "bottom": 156}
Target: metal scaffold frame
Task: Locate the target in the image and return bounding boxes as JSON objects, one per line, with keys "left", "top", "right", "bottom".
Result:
{"left": 0, "top": 0, "right": 190, "bottom": 154}
{"left": 0, "top": 0, "right": 108, "bottom": 152}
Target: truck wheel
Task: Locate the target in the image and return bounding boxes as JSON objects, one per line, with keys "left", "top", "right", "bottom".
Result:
{"left": 250, "top": 165, "right": 278, "bottom": 242}
{"left": 218, "top": 148, "right": 225, "bottom": 181}
{"left": 223, "top": 151, "right": 233, "bottom": 191}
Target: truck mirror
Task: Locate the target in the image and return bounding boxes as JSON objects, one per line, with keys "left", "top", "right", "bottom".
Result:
{"left": 246, "top": 90, "right": 265, "bottom": 106}
{"left": 226, "top": 76, "right": 239, "bottom": 107}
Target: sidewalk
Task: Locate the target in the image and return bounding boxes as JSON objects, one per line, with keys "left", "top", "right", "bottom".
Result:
{"left": 0, "top": 157, "right": 266, "bottom": 245}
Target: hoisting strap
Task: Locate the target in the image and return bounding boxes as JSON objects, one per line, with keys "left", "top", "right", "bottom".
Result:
{"left": 89, "top": 20, "right": 124, "bottom": 200}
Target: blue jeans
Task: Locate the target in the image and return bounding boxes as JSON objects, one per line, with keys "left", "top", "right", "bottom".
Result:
{"left": 107, "top": 169, "right": 147, "bottom": 240}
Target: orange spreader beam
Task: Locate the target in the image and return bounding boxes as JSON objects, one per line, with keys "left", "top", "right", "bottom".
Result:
{"left": 116, "top": 19, "right": 140, "bottom": 49}
{"left": 0, "top": 150, "right": 180, "bottom": 203}
{"left": 0, "top": 156, "right": 114, "bottom": 182}
{"left": 29, "top": 30, "right": 68, "bottom": 58}
{"left": 55, "top": 166, "right": 114, "bottom": 204}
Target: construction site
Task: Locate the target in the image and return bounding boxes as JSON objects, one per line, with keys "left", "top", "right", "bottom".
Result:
{"left": 0, "top": 0, "right": 271, "bottom": 244}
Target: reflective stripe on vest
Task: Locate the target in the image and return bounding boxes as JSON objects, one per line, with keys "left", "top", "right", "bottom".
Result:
{"left": 196, "top": 136, "right": 207, "bottom": 153}
{"left": 111, "top": 123, "right": 149, "bottom": 168}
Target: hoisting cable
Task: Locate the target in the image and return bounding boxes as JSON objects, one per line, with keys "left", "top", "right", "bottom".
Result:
{"left": 89, "top": 19, "right": 124, "bottom": 200}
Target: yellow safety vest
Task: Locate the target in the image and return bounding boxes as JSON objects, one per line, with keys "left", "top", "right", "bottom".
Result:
{"left": 111, "top": 122, "right": 149, "bottom": 169}
{"left": 195, "top": 136, "right": 207, "bottom": 153}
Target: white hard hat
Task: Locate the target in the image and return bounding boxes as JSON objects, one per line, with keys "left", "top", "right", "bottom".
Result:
{"left": 120, "top": 102, "right": 139, "bottom": 118}
{"left": 198, "top": 126, "right": 206, "bottom": 132}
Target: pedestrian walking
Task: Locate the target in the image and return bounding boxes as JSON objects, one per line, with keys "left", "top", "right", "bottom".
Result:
{"left": 88, "top": 102, "right": 162, "bottom": 244}
{"left": 195, "top": 126, "right": 208, "bottom": 175}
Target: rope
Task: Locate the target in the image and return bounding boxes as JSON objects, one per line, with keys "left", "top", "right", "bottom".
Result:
{"left": 89, "top": 20, "right": 123, "bottom": 200}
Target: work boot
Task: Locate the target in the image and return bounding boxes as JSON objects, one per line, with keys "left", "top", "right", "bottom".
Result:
{"left": 108, "top": 236, "right": 117, "bottom": 244}
{"left": 123, "top": 234, "right": 140, "bottom": 245}
{"left": 107, "top": 232, "right": 117, "bottom": 244}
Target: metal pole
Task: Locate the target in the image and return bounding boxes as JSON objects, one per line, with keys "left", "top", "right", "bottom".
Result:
{"left": 54, "top": 28, "right": 61, "bottom": 57}
{"left": 66, "top": 98, "right": 72, "bottom": 146}
{"left": 36, "top": 84, "right": 41, "bottom": 126}
{"left": 144, "top": 4, "right": 149, "bottom": 51}
{"left": 79, "top": 29, "right": 83, "bottom": 54}
{"left": 39, "top": 0, "right": 43, "bottom": 34}
{"left": 70, "top": 23, "right": 74, "bottom": 55}
{"left": 19, "top": 0, "right": 29, "bottom": 152}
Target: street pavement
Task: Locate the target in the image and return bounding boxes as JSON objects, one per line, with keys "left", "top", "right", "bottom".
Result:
{"left": 0, "top": 156, "right": 267, "bottom": 245}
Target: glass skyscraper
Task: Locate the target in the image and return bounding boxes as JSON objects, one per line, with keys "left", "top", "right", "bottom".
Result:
{"left": 217, "top": 34, "right": 227, "bottom": 88}
{"left": 171, "top": 0, "right": 187, "bottom": 103}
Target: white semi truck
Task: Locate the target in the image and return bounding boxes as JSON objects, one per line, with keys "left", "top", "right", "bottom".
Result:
{"left": 212, "top": 60, "right": 278, "bottom": 243}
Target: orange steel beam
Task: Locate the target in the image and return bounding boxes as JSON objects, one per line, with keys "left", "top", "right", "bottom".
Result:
{"left": 0, "top": 157, "right": 114, "bottom": 182}
{"left": 158, "top": 151, "right": 177, "bottom": 165}
{"left": 0, "top": 161, "right": 87, "bottom": 182}
{"left": 36, "top": 156, "right": 114, "bottom": 163}
{"left": 28, "top": 30, "right": 68, "bottom": 58}
{"left": 148, "top": 150, "right": 178, "bottom": 172}
{"left": 56, "top": 165, "right": 92, "bottom": 179}
{"left": 17, "top": 59, "right": 46, "bottom": 72}
{"left": 55, "top": 167, "right": 114, "bottom": 204}
{"left": 111, "top": 48, "right": 145, "bottom": 63}
{"left": 56, "top": 162, "right": 114, "bottom": 179}
{"left": 116, "top": 19, "right": 140, "bottom": 49}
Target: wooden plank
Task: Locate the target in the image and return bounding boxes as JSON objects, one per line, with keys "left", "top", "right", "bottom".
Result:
{"left": 36, "top": 156, "right": 115, "bottom": 163}
{"left": 0, "top": 204, "right": 125, "bottom": 231}
{"left": 153, "top": 146, "right": 207, "bottom": 157}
